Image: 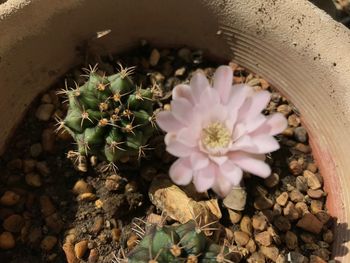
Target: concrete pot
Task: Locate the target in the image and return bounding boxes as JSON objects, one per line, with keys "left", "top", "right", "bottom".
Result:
{"left": 1, "top": 0, "right": 350, "bottom": 261}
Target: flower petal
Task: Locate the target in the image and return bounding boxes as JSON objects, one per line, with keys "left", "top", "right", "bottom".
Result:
{"left": 173, "top": 84, "right": 194, "bottom": 104}
{"left": 251, "top": 135, "right": 280, "bottom": 153}
{"left": 177, "top": 127, "right": 200, "bottom": 147}
{"left": 209, "top": 155, "right": 228, "bottom": 166}
{"left": 227, "top": 84, "right": 253, "bottom": 111}
{"left": 238, "top": 90, "right": 271, "bottom": 121}
{"left": 169, "top": 158, "right": 193, "bottom": 185}
{"left": 166, "top": 138, "right": 193, "bottom": 157}
{"left": 199, "top": 86, "right": 220, "bottom": 106}
{"left": 190, "top": 71, "right": 210, "bottom": 102}
{"left": 212, "top": 170, "right": 233, "bottom": 197}
{"left": 220, "top": 160, "right": 243, "bottom": 185}
{"left": 229, "top": 152, "right": 271, "bottom": 178}
{"left": 230, "top": 135, "right": 257, "bottom": 152}
{"left": 193, "top": 164, "right": 215, "bottom": 192}
{"left": 251, "top": 113, "right": 288, "bottom": 136}
{"left": 156, "top": 111, "right": 184, "bottom": 132}
{"left": 171, "top": 97, "right": 193, "bottom": 125}
{"left": 190, "top": 152, "right": 210, "bottom": 170}
{"left": 213, "top": 66, "right": 233, "bottom": 104}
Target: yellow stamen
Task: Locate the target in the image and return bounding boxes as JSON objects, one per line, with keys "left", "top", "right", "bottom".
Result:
{"left": 201, "top": 122, "right": 231, "bottom": 149}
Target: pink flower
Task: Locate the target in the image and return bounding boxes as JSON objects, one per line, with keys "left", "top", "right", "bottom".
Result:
{"left": 156, "top": 66, "right": 288, "bottom": 197}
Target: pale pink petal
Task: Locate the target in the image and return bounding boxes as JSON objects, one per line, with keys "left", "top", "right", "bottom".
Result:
{"left": 177, "top": 127, "right": 200, "bottom": 147}
{"left": 229, "top": 152, "right": 271, "bottom": 178}
{"left": 173, "top": 84, "right": 194, "bottom": 104}
{"left": 227, "top": 84, "right": 253, "bottom": 111}
{"left": 156, "top": 111, "right": 184, "bottom": 132}
{"left": 209, "top": 156, "right": 228, "bottom": 165}
{"left": 193, "top": 164, "right": 215, "bottom": 192}
{"left": 213, "top": 66, "right": 233, "bottom": 104}
{"left": 243, "top": 114, "right": 267, "bottom": 133}
{"left": 212, "top": 170, "right": 233, "bottom": 197}
{"left": 251, "top": 135, "right": 280, "bottom": 153}
{"left": 190, "top": 71, "right": 210, "bottom": 102}
{"left": 201, "top": 104, "right": 228, "bottom": 127}
{"left": 190, "top": 152, "right": 210, "bottom": 170}
{"left": 238, "top": 90, "right": 271, "bottom": 121}
{"left": 220, "top": 160, "right": 243, "bottom": 185}
{"left": 166, "top": 138, "right": 193, "bottom": 157}
{"left": 171, "top": 97, "right": 193, "bottom": 125}
{"left": 230, "top": 135, "right": 257, "bottom": 152}
{"left": 169, "top": 158, "right": 193, "bottom": 185}
{"left": 232, "top": 123, "right": 246, "bottom": 141}
{"left": 199, "top": 86, "right": 220, "bottom": 106}
{"left": 251, "top": 113, "right": 287, "bottom": 136}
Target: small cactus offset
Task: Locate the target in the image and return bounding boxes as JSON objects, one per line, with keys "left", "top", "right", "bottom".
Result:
{"left": 122, "top": 220, "right": 236, "bottom": 263}
{"left": 57, "top": 65, "right": 157, "bottom": 171}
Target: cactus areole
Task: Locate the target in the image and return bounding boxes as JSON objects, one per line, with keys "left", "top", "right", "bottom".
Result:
{"left": 58, "top": 65, "right": 156, "bottom": 171}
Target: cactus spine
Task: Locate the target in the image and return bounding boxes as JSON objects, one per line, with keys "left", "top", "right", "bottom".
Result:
{"left": 58, "top": 65, "right": 156, "bottom": 171}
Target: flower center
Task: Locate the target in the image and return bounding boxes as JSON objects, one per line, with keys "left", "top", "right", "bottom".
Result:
{"left": 201, "top": 122, "right": 231, "bottom": 150}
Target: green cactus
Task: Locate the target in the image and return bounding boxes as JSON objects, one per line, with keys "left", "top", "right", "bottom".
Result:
{"left": 124, "top": 220, "right": 236, "bottom": 263}
{"left": 57, "top": 65, "right": 157, "bottom": 171}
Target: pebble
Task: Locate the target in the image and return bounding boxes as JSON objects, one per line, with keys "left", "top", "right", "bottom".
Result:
{"left": 63, "top": 242, "right": 78, "bottom": 263}
{"left": 246, "top": 239, "right": 257, "bottom": 253}
{"left": 77, "top": 193, "right": 97, "bottom": 202}
{"left": 40, "top": 195, "right": 56, "bottom": 217}
{"left": 247, "top": 252, "right": 265, "bottom": 263}
{"left": 283, "top": 202, "right": 300, "bottom": 221}
{"left": 295, "top": 202, "right": 309, "bottom": 215}
{"left": 41, "top": 235, "right": 57, "bottom": 251}
{"left": 177, "top": 48, "right": 191, "bottom": 62}
{"left": 276, "top": 192, "right": 289, "bottom": 206}
{"left": 36, "top": 161, "right": 50, "bottom": 176}
{"left": 228, "top": 209, "right": 242, "bottom": 224}
{"left": 149, "top": 49, "right": 161, "bottom": 66}
{"left": 28, "top": 227, "right": 42, "bottom": 246}
{"left": 289, "top": 160, "right": 303, "bottom": 175}
{"left": 74, "top": 240, "right": 88, "bottom": 259}
{"left": 23, "top": 159, "right": 36, "bottom": 173}
{"left": 296, "top": 176, "right": 308, "bottom": 192}
{"left": 294, "top": 127, "right": 308, "bottom": 142}
{"left": 323, "top": 229, "right": 333, "bottom": 243}
{"left": 0, "top": 191, "right": 20, "bottom": 206}
{"left": 0, "top": 231, "right": 15, "bottom": 249}
{"left": 289, "top": 189, "right": 304, "bottom": 202}
{"left": 309, "top": 255, "right": 327, "bottom": 263}
{"left": 282, "top": 127, "right": 294, "bottom": 137}
{"left": 273, "top": 203, "right": 282, "bottom": 216}
{"left": 3, "top": 214, "right": 24, "bottom": 233}
{"left": 277, "top": 104, "right": 292, "bottom": 116}
{"left": 303, "top": 170, "right": 321, "bottom": 190}
{"left": 260, "top": 246, "right": 279, "bottom": 262}
{"left": 252, "top": 215, "right": 267, "bottom": 231}
{"left": 25, "top": 173, "right": 42, "bottom": 187}
{"left": 297, "top": 213, "right": 323, "bottom": 234}
{"left": 285, "top": 231, "right": 298, "bottom": 250}
{"left": 127, "top": 233, "right": 139, "bottom": 250}
{"left": 90, "top": 216, "right": 104, "bottom": 235}
{"left": 264, "top": 173, "right": 279, "bottom": 188}
{"left": 111, "top": 228, "right": 121, "bottom": 242}
{"left": 30, "top": 143, "right": 43, "bottom": 158}
{"left": 310, "top": 200, "right": 323, "bottom": 214}
{"left": 313, "top": 248, "right": 331, "bottom": 261}
{"left": 88, "top": 248, "right": 99, "bottom": 263}
{"left": 105, "top": 174, "right": 122, "bottom": 191}
{"left": 288, "top": 114, "right": 301, "bottom": 127}
{"left": 234, "top": 231, "right": 250, "bottom": 246}
{"left": 307, "top": 189, "right": 324, "bottom": 199}
{"left": 307, "top": 163, "right": 318, "bottom": 173}
{"left": 315, "top": 211, "right": 330, "bottom": 224}
{"left": 42, "top": 128, "right": 56, "bottom": 152}
{"left": 45, "top": 213, "right": 63, "bottom": 233}
{"left": 254, "top": 195, "right": 273, "bottom": 210}
{"left": 41, "top": 93, "right": 52, "bottom": 104}
{"left": 295, "top": 143, "right": 311, "bottom": 153}
{"left": 72, "top": 180, "right": 93, "bottom": 195}
{"left": 240, "top": 216, "right": 253, "bottom": 236}
{"left": 273, "top": 216, "right": 291, "bottom": 232}
{"left": 223, "top": 187, "right": 247, "bottom": 211}
{"left": 35, "top": 104, "right": 55, "bottom": 121}
{"left": 255, "top": 231, "right": 272, "bottom": 246}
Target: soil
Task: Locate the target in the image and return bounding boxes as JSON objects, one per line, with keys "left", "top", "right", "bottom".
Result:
{"left": 0, "top": 44, "right": 334, "bottom": 263}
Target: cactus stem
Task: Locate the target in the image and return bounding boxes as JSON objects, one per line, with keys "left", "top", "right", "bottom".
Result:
{"left": 131, "top": 221, "right": 146, "bottom": 239}
{"left": 110, "top": 114, "right": 121, "bottom": 122}
{"left": 113, "top": 247, "right": 128, "bottom": 263}
{"left": 54, "top": 115, "right": 66, "bottom": 134}
{"left": 101, "top": 162, "right": 119, "bottom": 173}
{"left": 117, "top": 62, "right": 136, "bottom": 79}
{"left": 150, "top": 83, "right": 162, "bottom": 98}
{"left": 56, "top": 80, "right": 71, "bottom": 97}
{"left": 81, "top": 64, "right": 99, "bottom": 78}
{"left": 108, "top": 141, "right": 126, "bottom": 152}
{"left": 187, "top": 254, "right": 201, "bottom": 263}
{"left": 80, "top": 107, "right": 94, "bottom": 127}
{"left": 99, "top": 102, "right": 109, "bottom": 111}
{"left": 148, "top": 245, "right": 163, "bottom": 263}
{"left": 137, "top": 144, "right": 153, "bottom": 160}
{"left": 122, "top": 109, "right": 133, "bottom": 119}
{"left": 148, "top": 113, "right": 158, "bottom": 129}
{"left": 98, "top": 118, "right": 109, "bottom": 127}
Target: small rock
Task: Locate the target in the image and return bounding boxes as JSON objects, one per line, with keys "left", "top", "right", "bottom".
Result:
{"left": 252, "top": 215, "right": 267, "bottom": 231}
{"left": 125, "top": 181, "right": 138, "bottom": 193}
{"left": 41, "top": 235, "right": 57, "bottom": 251}
{"left": 282, "top": 127, "right": 294, "bottom": 137}
{"left": 105, "top": 174, "right": 122, "bottom": 191}
{"left": 300, "top": 232, "right": 316, "bottom": 243}
{"left": 273, "top": 216, "right": 291, "bottom": 232}
{"left": 240, "top": 216, "right": 253, "bottom": 236}
{"left": 297, "top": 213, "right": 323, "bottom": 234}
{"left": 45, "top": 213, "right": 63, "bottom": 233}
{"left": 42, "top": 128, "right": 56, "bottom": 152}
{"left": 303, "top": 170, "right": 321, "bottom": 190}
{"left": 127, "top": 233, "right": 139, "bottom": 250}
{"left": 149, "top": 49, "right": 161, "bottom": 66}
{"left": 0, "top": 191, "right": 20, "bottom": 206}
{"left": 255, "top": 231, "right": 272, "bottom": 246}
{"left": 36, "top": 161, "right": 50, "bottom": 176}
{"left": 23, "top": 159, "right": 36, "bottom": 173}
{"left": 28, "top": 227, "right": 42, "bottom": 246}
{"left": 276, "top": 192, "right": 289, "bottom": 206}
{"left": 310, "top": 200, "right": 323, "bottom": 214}
{"left": 264, "top": 173, "right": 280, "bottom": 188}
{"left": 309, "top": 255, "right": 327, "bottom": 263}
{"left": 288, "top": 114, "right": 300, "bottom": 127}
{"left": 295, "top": 202, "right": 309, "bottom": 215}
{"left": 6, "top": 159, "right": 23, "bottom": 170}
{"left": 294, "top": 127, "right": 308, "bottom": 142}
{"left": 223, "top": 187, "right": 247, "bottom": 211}
{"left": 88, "top": 248, "right": 99, "bottom": 263}
{"left": 228, "top": 210, "right": 242, "bottom": 224}
{"left": 3, "top": 214, "right": 24, "bottom": 233}
{"left": 72, "top": 180, "right": 93, "bottom": 195}
{"left": 260, "top": 246, "right": 279, "bottom": 262}
{"left": 254, "top": 195, "right": 273, "bottom": 210}
{"left": 174, "top": 67, "right": 186, "bottom": 76}
{"left": 288, "top": 252, "right": 306, "bottom": 263}
{"left": 285, "top": 231, "right": 298, "bottom": 249}
{"left": 77, "top": 193, "right": 97, "bottom": 202}
{"left": 289, "top": 160, "right": 303, "bottom": 175}
{"left": 30, "top": 143, "right": 42, "bottom": 158}
{"left": 313, "top": 248, "right": 331, "bottom": 261}
{"left": 295, "top": 143, "right": 311, "bottom": 153}
{"left": 35, "top": 104, "right": 55, "bottom": 121}
{"left": 25, "top": 173, "right": 42, "bottom": 187}
{"left": 315, "top": 211, "right": 330, "bottom": 224}
{"left": 63, "top": 242, "right": 78, "bottom": 263}
{"left": 296, "top": 176, "right": 308, "bottom": 192}
{"left": 277, "top": 104, "right": 292, "bottom": 116}
{"left": 307, "top": 189, "right": 324, "bottom": 199}
{"left": 289, "top": 189, "right": 304, "bottom": 202}
{"left": 246, "top": 239, "right": 257, "bottom": 253}
{"left": 283, "top": 202, "right": 300, "bottom": 221}
{"left": 247, "top": 252, "right": 265, "bottom": 263}
{"left": 234, "top": 231, "right": 250, "bottom": 246}
{"left": 177, "top": 48, "right": 191, "bottom": 62}
{"left": 323, "top": 229, "right": 333, "bottom": 243}
{"left": 273, "top": 203, "right": 282, "bottom": 216}
{"left": 74, "top": 240, "right": 88, "bottom": 259}
{"left": 40, "top": 195, "right": 56, "bottom": 217}
{"left": 307, "top": 163, "right": 318, "bottom": 173}
{"left": 147, "top": 213, "right": 163, "bottom": 225}
{"left": 276, "top": 254, "right": 287, "bottom": 263}
{"left": 111, "top": 228, "right": 121, "bottom": 242}
{"left": 90, "top": 216, "right": 104, "bottom": 235}
{"left": 0, "top": 232, "right": 15, "bottom": 249}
